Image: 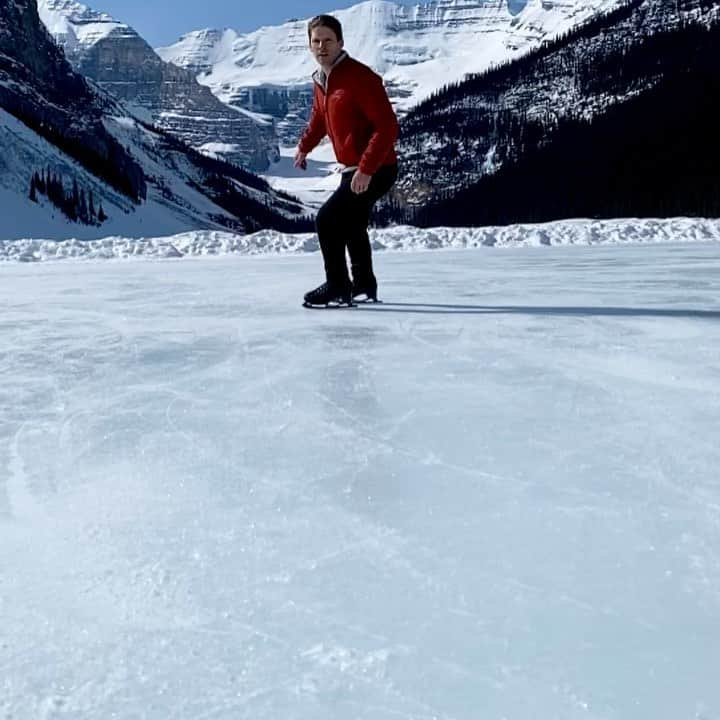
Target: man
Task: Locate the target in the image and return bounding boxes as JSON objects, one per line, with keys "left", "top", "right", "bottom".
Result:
{"left": 295, "top": 14, "right": 399, "bottom": 307}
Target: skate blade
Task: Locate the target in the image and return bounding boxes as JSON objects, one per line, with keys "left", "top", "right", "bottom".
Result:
{"left": 302, "top": 300, "right": 356, "bottom": 309}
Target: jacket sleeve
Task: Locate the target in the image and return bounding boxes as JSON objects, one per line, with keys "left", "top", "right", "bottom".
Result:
{"left": 298, "top": 86, "right": 327, "bottom": 154}
{"left": 356, "top": 73, "right": 399, "bottom": 176}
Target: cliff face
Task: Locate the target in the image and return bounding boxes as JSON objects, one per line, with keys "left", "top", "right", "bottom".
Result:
{"left": 0, "top": 0, "right": 92, "bottom": 109}
{"left": 38, "top": 0, "right": 278, "bottom": 171}
{"left": 0, "top": 0, "right": 146, "bottom": 200}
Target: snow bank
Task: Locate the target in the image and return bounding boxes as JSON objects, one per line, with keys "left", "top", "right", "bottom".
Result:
{"left": 1, "top": 217, "right": 719, "bottom": 262}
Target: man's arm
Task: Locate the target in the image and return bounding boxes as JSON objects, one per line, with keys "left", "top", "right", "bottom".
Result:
{"left": 296, "top": 88, "right": 327, "bottom": 168}
{"left": 355, "top": 73, "right": 399, "bottom": 177}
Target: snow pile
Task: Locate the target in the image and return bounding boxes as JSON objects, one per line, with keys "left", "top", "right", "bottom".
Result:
{"left": 2, "top": 217, "right": 719, "bottom": 262}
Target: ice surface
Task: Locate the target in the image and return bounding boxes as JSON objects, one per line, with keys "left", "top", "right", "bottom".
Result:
{"left": 1, "top": 243, "right": 720, "bottom": 718}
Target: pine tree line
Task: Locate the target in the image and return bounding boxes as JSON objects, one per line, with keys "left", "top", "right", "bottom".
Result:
{"left": 29, "top": 168, "right": 108, "bottom": 225}
{"left": 376, "top": 58, "right": 720, "bottom": 227}
{"left": 378, "top": 0, "right": 720, "bottom": 226}
{"left": 398, "top": 15, "right": 719, "bottom": 172}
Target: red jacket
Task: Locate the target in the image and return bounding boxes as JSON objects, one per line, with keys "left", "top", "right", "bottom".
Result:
{"left": 298, "top": 54, "right": 399, "bottom": 176}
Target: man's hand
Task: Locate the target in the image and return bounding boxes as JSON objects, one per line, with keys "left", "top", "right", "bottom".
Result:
{"left": 294, "top": 150, "right": 308, "bottom": 170}
{"left": 351, "top": 170, "right": 371, "bottom": 194}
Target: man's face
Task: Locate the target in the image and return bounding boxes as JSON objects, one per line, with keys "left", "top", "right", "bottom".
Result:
{"left": 309, "top": 26, "right": 344, "bottom": 67}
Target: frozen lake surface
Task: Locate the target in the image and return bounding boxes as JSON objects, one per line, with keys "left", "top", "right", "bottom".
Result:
{"left": 1, "top": 243, "right": 719, "bottom": 719}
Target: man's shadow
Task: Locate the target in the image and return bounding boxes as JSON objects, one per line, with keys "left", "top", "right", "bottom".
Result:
{"left": 355, "top": 302, "right": 720, "bottom": 320}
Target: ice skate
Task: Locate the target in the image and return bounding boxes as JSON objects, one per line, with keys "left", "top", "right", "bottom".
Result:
{"left": 351, "top": 276, "right": 379, "bottom": 303}
{"left": 303, "top": 281, "right": 354, "bottom": 308}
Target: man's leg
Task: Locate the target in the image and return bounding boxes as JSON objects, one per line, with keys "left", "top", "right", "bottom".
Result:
{"left": 314, "top": 177, "right": 355, "bottom": 289}
{"left": 346, "top": 164, "right": 398, "bottom": 295}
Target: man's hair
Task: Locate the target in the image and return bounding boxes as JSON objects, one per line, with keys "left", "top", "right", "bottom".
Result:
{"left": 307, "top": 14, "right": 343, "bottom": 43}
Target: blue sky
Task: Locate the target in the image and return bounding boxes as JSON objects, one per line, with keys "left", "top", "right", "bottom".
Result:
{"left": 96, "top": 0, "right": 411, "bottom": 47}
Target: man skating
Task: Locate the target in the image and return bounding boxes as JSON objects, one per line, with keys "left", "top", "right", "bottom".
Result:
{"left": 294, "top": 14, "right": 399, "bottom": 307}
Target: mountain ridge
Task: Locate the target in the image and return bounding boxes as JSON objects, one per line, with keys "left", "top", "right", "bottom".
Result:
{"left": 157, "top": 0, "right": 624, "bottom": 145}
{"left": 37, "top": 0, "right": 279, "bottom": 171}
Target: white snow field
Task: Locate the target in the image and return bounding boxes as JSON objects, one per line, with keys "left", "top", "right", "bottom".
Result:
{"left": 1, "top": 241, "right": 720, "bottom": 719}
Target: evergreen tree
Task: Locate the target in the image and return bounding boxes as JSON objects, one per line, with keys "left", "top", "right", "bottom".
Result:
{"left": 47, "top": 173, "right": 60, "bottom": 206}
{"left": 79, "top": 188, "right": 88, "bottom": 224}
{"left": 64, "top": 180, "right": 77, "bottom": 221}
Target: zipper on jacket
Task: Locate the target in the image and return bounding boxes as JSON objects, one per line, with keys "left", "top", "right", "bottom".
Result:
{"left": 323, "top": 78, "right": 334, "bottom": 146}
{"left": 317, "top": 53, "right": 347, "bottom": 146}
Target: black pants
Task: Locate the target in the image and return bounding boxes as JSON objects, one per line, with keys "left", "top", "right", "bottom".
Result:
{"left": 315, "top": 163, "right": 398, "bottom": 288}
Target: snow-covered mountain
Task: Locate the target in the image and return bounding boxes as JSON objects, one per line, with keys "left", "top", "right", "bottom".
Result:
{"left": 0, "top": 0, "right": 308, "bottom": 241}
{"left": 0, "top": 102, "right": 307, "bottom": 241}
{"left": 157, "top": 0, "right": 624, "bottom": 142}
{"left": 37, "top": 0, "right": 279, "bottom": 171}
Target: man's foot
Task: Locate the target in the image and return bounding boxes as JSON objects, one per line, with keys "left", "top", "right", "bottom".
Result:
{"left": 303, "top": 281, "right": 354, "bottom": 307}
{"left": 351, "top": 277, "right": 378, "bottom": 302}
